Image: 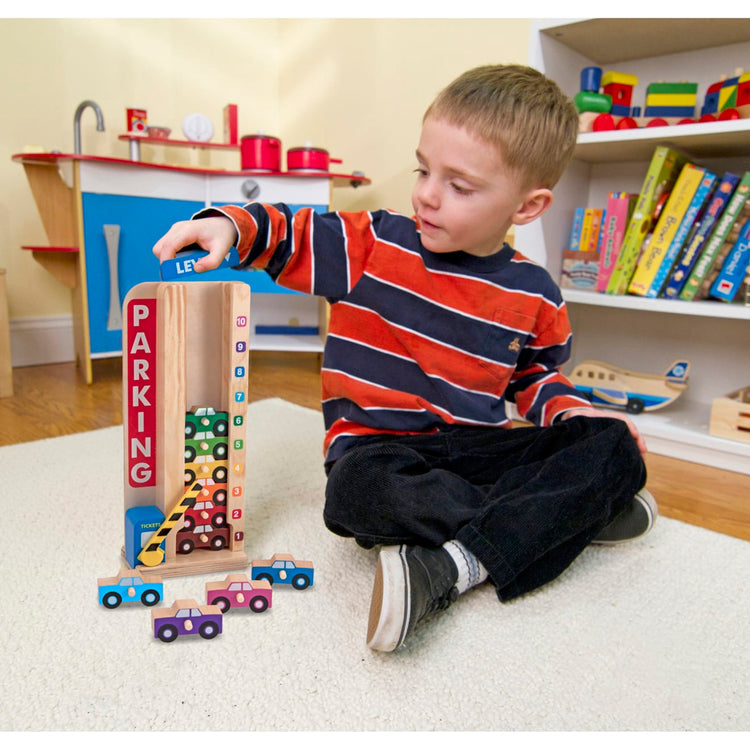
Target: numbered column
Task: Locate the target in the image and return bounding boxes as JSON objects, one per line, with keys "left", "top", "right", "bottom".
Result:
{"left": 225, "top": 285, "right": 250, "bottom": 552}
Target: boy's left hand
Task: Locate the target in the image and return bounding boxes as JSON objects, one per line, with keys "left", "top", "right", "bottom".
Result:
{"left": 560, "top": 407, "right": 647, "bottom": 456}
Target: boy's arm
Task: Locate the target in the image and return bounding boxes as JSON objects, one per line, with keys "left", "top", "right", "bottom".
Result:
{"left": 504, "top": 288, "right": 646, "bottom": 456}
{"left": 154, "top": 202, "right": 374, "bottom": 300}
{"left": 559, "top": 407, "right": 648, "bottom": 456}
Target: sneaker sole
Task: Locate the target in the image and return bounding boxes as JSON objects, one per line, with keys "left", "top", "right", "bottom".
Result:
{"left": 366, "top": 545, "right": 410, "bottom": 652}
{"left": 593, "top": 488, "right": 658, "bottom": 546}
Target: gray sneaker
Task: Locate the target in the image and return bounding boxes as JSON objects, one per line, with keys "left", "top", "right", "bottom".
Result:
{"left": 367, "top": 544, "right": 459, "bottom": 652}
{"left": 593, "top": 488, "right": 658, "bottom": 545}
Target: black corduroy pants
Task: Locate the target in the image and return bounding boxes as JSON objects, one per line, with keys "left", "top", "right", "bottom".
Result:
{"left": 324, "top": 416, "right": 647, "bottom": 601}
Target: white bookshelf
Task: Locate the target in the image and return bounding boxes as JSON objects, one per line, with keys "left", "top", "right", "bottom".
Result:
{"left": 518, "top": 18, "right": 750, "bottom": 475}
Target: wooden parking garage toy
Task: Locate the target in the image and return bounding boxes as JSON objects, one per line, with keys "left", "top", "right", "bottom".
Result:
{"left": 121, "top": 280, "right": 251, "bottom": 578}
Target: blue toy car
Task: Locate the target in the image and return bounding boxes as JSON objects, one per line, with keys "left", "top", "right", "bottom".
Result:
{"left": 251, "top": 553, "right": 314, "bottom": 590}
{"left": 98, "top": 571, "right": 164, "bottom": 609}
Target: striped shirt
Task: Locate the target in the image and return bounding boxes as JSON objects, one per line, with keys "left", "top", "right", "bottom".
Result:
{"left": 198, "top": 203, "right": 591, "bottom": 464}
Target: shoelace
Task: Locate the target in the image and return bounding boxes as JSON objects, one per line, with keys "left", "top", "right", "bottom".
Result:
{"left": 422, "top": 585, "right": 458, "bottom": 619}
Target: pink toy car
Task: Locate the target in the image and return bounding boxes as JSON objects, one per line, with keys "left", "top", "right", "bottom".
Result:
{"left": 206, "top": 574, "right": 272, "bottom": 613}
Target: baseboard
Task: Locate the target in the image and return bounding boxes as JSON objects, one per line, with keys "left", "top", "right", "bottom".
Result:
{"left": 9, "top": 315, "right": 75, "bottom": 367}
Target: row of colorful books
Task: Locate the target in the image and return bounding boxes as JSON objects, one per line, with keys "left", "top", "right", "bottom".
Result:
{"left": 561, "top": 145, "right": 750, "bottom": 303}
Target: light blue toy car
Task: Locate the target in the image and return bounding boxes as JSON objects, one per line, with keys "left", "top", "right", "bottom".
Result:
{"left": 98, "top": 571, "right": 164, "bottom": 609}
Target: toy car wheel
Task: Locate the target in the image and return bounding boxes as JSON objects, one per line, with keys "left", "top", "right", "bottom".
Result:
{"left": 102, "top": 591, "right": 122, "bottom": 609}
{"left": 185, "top": 469, "right": 196, "bottom": 483}
{"left": 626, "top": 398, "right": 645, "bottom": 414}
{"left": 212, "top": 512, "right": 226, "bottom": 527}
{"left": 212, "top": 466, "right": 228, "bottom": 482}
{"left": 212, "top": 596, "right": 231, "bottom": 613}
{"left": 185, "top": 423, "right": 196, "bottom": 439}
{"left": 199, "top": 621, "right": 220, "bottom": 639}
{"left": 141, "top": 589, "right": 161, "bottom": 606}
{"left": 184, "top": 445, "right": 196, "bottom": 462}
{"left": 214, "top": 419, "right": 228, "bottom": 436}
{"left": 292, "top": 574, "right": 311, "bottom": 590}
{"left": 249, "top": 596, "right": 269, "bottom": 613}
{"left": 210, "top": 535, "right": 226, "bottom": 550}
{"left": 213, "top": 489, "right": 227, "bottom": 505}
{"left": 255, "top": 573, "right": 274, "bottom": 585}
{"left": 178, "top": 539, "right": 195, "bottom": 554}
{"left": 213, "top": 443, "right": 228, "bottom": 460}
{"left": 182, "top": 515, "right": 195, "bottom": 531}
{"left": 157, "top": 624, "right": 179, "bottom": 642}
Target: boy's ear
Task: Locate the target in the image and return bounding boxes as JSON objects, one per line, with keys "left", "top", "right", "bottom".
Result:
{"left": 512, "top": 188, "right": 553, "bottom": 226}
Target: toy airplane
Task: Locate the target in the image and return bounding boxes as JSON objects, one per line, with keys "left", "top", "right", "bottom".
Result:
{"left": 160, "top": 244, "right": 240, "bottom": 280}
{"left": 569, "top": 359, "right": 690, "bottom": 414}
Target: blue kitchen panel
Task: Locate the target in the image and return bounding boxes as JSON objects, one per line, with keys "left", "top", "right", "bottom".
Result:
{"left": 81, "top": 194, "right": 327, "bottom": 355}
{"left": 82, "top": 193, "right": 204, "bottom": 355}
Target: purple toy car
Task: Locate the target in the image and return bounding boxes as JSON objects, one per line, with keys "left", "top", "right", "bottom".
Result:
{"left": 152, "top": 599, "right": 223, "bottom": 642}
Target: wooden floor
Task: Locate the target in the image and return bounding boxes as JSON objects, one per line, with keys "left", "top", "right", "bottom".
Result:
{"left": 2, "top": 352, "right": 748, "bottom": 543}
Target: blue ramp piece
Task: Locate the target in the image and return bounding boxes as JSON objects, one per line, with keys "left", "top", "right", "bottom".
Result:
{"left": 160, "top": 245, "right": 240, "bottom": 280}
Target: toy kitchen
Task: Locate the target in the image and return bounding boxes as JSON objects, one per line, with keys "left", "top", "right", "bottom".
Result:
{"left": 13, "top": 101, "right": 371, "bottom": 383}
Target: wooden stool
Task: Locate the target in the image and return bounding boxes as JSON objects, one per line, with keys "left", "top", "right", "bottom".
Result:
{"left": 0, "top": 269, "right": 12, "bottom": 398}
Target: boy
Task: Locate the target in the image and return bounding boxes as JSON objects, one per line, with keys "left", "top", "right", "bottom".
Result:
{"left": 153, "top": 64, "right": 655, "bottom": 653}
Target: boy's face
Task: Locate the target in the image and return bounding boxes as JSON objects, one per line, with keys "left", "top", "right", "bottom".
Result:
{"left": 412, "top": 117, "right": 548, "bottom": 257}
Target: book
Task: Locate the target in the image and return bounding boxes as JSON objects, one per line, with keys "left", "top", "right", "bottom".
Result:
{"left": 646, "top": 168, "right": 717, "bottom": 297}
{"left": 596, "top": 192, "right": 636, "bottom": 293}
{"left": 579, "top": 208, "right": 601, "bottom": 252}
{"left": 586, "top": 208, "right": 604, "bottom": 252}
{"left": 680, "top": 171, "right": 750, "bottom": 300}
{"left": 606, "top": 146, "right": 688, "bottom": 294}
{"left": 662, "top": 172, "right": 739, "bottom": 298}
{"left": 627, "top": 164, "right": 710, "bottom": 296}
{"left": 698, "top": 202, "right": 750, "bottom": 299}
{"left": 709, "top": 218, "right": 750, "bottom": 301}
{"left": 560, "top": 250, "right": 600, "bottom": 289}
{"left": 569, "top": 208, "right": 585, "bottom": 251}
{"left": 696, "top": 202, "right": 750, "bottom": 300}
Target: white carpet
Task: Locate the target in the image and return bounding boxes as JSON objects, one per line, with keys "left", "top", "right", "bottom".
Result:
{"left": 1, "top": 397, "right": 749, "bottom": 732}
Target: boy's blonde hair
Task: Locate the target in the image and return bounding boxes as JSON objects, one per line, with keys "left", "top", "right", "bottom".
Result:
{"left": 424, "top": 64, "right": 579, "bottom": 190}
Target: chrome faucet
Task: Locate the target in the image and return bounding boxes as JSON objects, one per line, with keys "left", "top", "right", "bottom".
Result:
{"left": 73, "top": 100, "right": 105, "bottom": 154}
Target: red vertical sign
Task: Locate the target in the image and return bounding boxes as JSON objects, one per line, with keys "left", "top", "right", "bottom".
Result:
{"left": 126, "top": 298, "right": 157, "bottom": 487}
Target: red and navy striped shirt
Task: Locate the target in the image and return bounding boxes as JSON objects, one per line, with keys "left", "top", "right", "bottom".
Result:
{"left": 198, "top": 203, "right": 591, "bottom": 464}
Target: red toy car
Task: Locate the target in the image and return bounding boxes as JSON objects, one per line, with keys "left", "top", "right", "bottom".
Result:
{"left": 176, "top": 523, "right": 229, "bottom": 554}
{"left": 182, "top": 499, "right": 226, "bottom": 530}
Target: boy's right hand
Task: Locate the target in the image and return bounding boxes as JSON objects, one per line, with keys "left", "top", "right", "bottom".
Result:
{"left": 152, "top": 216, "right": 238, "bottom": 274}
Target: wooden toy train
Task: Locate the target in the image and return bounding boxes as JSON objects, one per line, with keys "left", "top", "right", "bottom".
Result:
{"left": 576, "top": 66, "right": 750, "bottom": 133}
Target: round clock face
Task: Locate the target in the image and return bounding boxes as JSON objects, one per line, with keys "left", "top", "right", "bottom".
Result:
{"left": 182, "top": 113, "right": 214, "bottom": 142}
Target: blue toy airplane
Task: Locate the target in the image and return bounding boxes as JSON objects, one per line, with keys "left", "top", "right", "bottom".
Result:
{"left": 569, "top": 359, "right": 690, "bottom": 414}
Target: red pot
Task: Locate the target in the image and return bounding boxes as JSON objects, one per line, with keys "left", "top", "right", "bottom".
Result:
{"left": 241, "top": 134, "right": 282, "bottom": 171}
{"left": 287, "top": 146, "right": 342, "bottom": 172}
